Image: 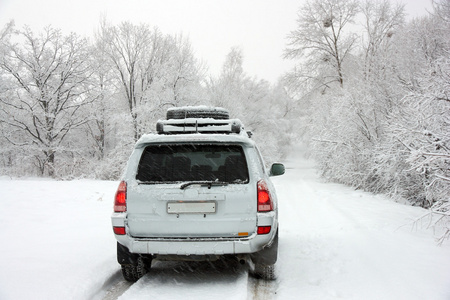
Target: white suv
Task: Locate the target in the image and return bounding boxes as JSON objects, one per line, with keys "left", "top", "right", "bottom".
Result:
{"left": 111, "top": 107, "right": 284, "bottom": 281}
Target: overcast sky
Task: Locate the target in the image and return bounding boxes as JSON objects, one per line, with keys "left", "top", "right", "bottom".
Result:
{"left": 0, "top": 0, "right": 433, "bottom": 83}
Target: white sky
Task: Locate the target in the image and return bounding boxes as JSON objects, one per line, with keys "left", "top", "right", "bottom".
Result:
{"left": 0, "top": 0, "right": 433, "bottom": 83}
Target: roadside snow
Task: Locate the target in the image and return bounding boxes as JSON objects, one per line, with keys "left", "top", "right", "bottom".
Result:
{"left": 274, "top": 157, "right": 450, "bottom": 300}
{"left": 0, "top": 179, "right": 119, "bottom": 300}
{"left": 0, "top": 154, "right": 449, "bottom": 300}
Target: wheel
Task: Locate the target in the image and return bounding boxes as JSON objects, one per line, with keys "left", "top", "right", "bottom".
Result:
{"left": 166, "top": 107, "right": 229, "bottom": 120}
{"left": 121, "top": 264, "right": 138, "bottom": 282}
{"left": 121, "top": 257, "right": 149, "bottom": 282}
{"left": 117, "top": 243, "right": 152, "bottom": 282}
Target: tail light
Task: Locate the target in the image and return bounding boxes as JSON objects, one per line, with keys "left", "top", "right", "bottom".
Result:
{"left": 257, "top": 226, "right": 271, "bottom": 235}
{"left": 114, "top": 181, "right": 127, "bottom": 212}
{"left": 257, "top": 180, "right": 273, "bottom": 212}
{"left": 113, "top": 226, "right": 126, "bottom": 235}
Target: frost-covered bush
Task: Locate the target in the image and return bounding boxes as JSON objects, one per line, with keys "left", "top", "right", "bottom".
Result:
{"left": 93, "top": 149, "right": 129, "bottom": 181}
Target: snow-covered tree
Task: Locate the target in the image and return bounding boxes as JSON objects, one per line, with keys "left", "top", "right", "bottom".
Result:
{"left": 284, "top": 0, "right": 449, "bottom": 243}
{"left": 207, "top": 47, "right": 245, "bottom": 112}
{"left": 360, "top": 0, "right": 405, "bottom": 81}
{"left": 388, "top": 1, "right": 449, "bottom": 242}
{"left": 207, "top": 47, "right": 296, "bottom": 163}
{"left": 96, "top": 21, "right": 159, "bottom": 141}
{"left": 96, "top": 21, "right": 204, "bottom": 141}
{"left": 0, "top": 25, "right": 95, "bottom": 177}
{"left": 285, "top": 0, "right": 359, "bottom": 89}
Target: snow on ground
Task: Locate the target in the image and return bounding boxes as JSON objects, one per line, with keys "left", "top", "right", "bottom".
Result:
{"left": 0, "top": 179, "right": 119, "bottom": 300}
{"left": 274, "top": 157, "right": 450, "bottom": 300}
{"left": 0, "top": 153, "right": 449, "bottom": 300}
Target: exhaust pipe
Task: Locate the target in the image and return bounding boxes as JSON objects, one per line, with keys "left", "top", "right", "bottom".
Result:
{"left": 236, "top": 255, "right": 248, "bottom": 265}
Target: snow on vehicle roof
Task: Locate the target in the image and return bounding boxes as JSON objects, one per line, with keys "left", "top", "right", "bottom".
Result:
{"left": 135, "top": 132, "right": 255, "bottom": 148}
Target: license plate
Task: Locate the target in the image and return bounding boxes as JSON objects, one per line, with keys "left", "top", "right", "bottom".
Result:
{"left": 167, "top": 202, "right": 216, "bottom": 214}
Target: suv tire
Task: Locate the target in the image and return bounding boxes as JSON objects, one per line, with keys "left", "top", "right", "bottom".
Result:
{"left": 121, "top": 257, "right": 148, "bottom": 282}
{"left": 167, "top": 107, "right": 229, "bottom": 120}
{"left": 117, "top": 242, "right": 152, "bottom": 282}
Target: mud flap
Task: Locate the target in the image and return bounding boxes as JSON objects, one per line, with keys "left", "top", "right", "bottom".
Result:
{"left": 250, "top": 230, "right": 278, "bottom": 265}
{"left": 117, "top": 242, "right": 140, "bottom": 265}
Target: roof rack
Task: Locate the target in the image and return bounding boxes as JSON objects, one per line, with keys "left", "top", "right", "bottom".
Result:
{"left": 156, "top": 118, "right": 243, "bottom": 135}
{"left": 166, "top": 106, "right": 229, "bottom": 120}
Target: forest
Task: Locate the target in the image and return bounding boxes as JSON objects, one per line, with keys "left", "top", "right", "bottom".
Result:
{"left": 0, "top": 0, "right": 448, "bottom": 232}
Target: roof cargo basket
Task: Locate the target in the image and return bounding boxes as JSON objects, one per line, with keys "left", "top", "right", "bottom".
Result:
{"left": 157, "top": 106, "right": 245, "bottom": 135}
{"left": 156, "top": 118, "right": 243, "bottom": 135}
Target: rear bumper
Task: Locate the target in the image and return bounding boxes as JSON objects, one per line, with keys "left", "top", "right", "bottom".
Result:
{"left": 115, "top": 234, "right": 273, "bottom": 256}
{"left": 112, "top": 212, "right": 277, "bottom": 256}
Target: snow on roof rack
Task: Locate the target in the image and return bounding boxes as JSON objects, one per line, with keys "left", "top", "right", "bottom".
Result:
{"left": 166, "top": 106, "right": 229, "bottom": 120}
{"left": 156, "top": 118, "right": 243, "bottom": 135}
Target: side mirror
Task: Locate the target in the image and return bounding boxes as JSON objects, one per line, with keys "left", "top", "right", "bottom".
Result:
{"left": 270, "top": 163, "right": 285, "bottom": 176}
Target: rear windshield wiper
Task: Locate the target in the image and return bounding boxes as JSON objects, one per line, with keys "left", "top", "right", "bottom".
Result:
{"left": 180, "top": 181, "right": 229, "bottom": 190}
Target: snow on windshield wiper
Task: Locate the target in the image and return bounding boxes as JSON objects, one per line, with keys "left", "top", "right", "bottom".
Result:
{"left": 180, "top": 181, "right": 229, "bottom": 190}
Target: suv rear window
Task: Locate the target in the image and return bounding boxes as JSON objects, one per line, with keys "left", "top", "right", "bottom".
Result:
{"left": 136, "top": 144, "right": 249, "bottom": 183}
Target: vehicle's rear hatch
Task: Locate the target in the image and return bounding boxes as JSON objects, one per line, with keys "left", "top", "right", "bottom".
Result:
{"left": 126, "top": 143, "right": 257, "bottom": 238}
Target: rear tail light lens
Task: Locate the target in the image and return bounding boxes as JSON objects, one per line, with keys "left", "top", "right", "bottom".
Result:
{"left": 113, "top": 226, "right": 126, "bottom": 235}
{"left": 257, "top": 226, "right": 271, "bottom": 235}
{"left": 114, "top": 181, "right": 127, "bottom": 212}
{"left": 257, "top": 180, "right": 273, "bottom": 212}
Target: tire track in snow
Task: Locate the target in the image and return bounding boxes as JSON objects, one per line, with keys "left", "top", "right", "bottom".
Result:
{"left": 247, "top": 276, "right": 278, "bottom": 300}
{"left": 109, "top": 259, "right": 250, "bottom": 299}
{"left": 93, "top": 270, "right": 133, "bottom": 300}
{"left": 101, "top": 280, "right": 133, "bottom": 300}
{"left": 100, "top": 262, "right": 280, "bottom": 300}
{"left": 100, "top": 260, "right": 280, "bottom": 300}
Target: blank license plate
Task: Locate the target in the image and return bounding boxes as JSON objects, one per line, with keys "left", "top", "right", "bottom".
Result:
{"left": 167, "top": 202, "right": 216, "bottom": 214}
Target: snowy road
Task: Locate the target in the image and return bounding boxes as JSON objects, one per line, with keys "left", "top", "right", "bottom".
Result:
{"left": 1, "top": 154, "right": 450, "bottom": 299}
{"left": 274, "top": 158, "right": 450, "bottom": 300}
